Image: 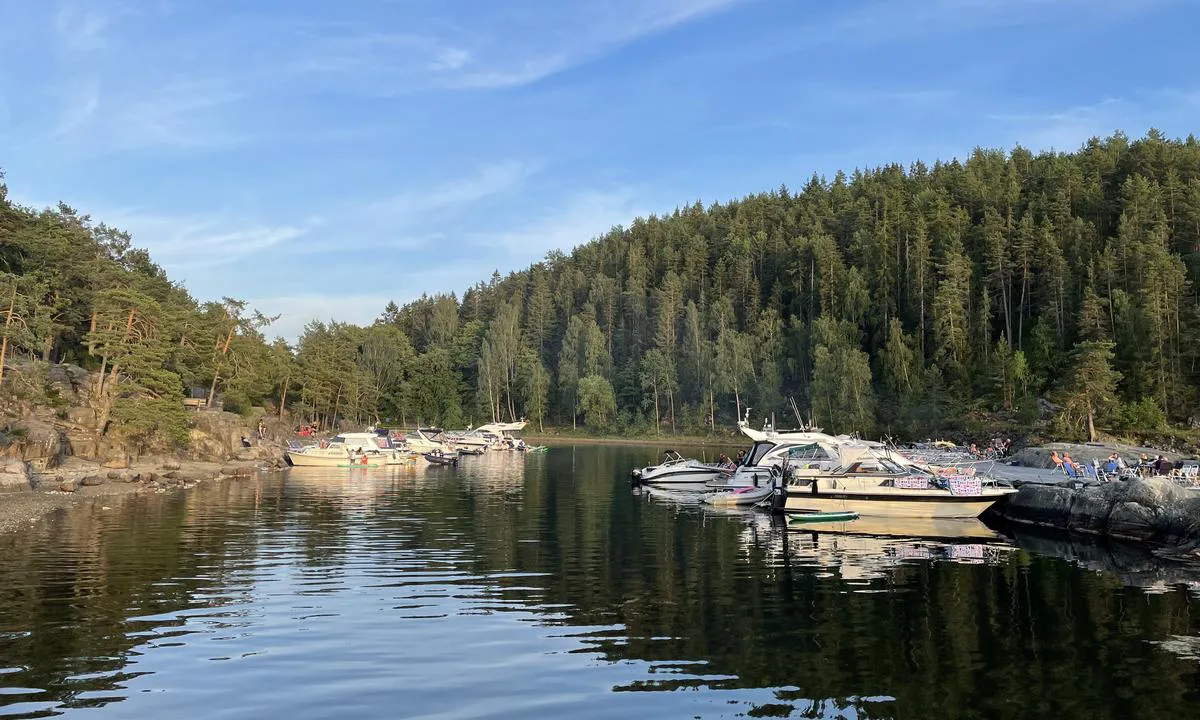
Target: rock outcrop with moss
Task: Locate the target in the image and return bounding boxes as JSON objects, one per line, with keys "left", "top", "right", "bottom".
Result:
{"left": 1, "top": 362, "right": 282, "bottom": 468}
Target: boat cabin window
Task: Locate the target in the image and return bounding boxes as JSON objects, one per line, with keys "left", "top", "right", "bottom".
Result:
{"left": 784, "top": 443, "right": 832, "bottom": 461}
{"left": 844, "top": 458, "right": 907, "bottom": 474}
{"left": 845, "top": 461, "right": 881, "bottom": 473}
{"left": 745, "top": 442, "right": 776, "bottom": 466}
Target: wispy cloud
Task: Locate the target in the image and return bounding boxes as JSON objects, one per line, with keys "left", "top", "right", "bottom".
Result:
{"left": 362, "top": 160, "right": 536, "bottom": 220}
{"left": 54, "top": 2, "right": 118, "bottom": 53}
{"left": 243, "top": 293, "right": 399, "bottom": 342}
{"left": 241, "top": 186, "right": 648, "bottom": 340}
{"left": 783, "top": 0, "right": 1179, "bottom": 51}
{"left": 90, "top": 207, "right": 307, "bottom": 269}
{"left": 468, "top": 188, "right": 647, "bottom": 256}
{"left": 44, "top": 75, "right": 247, "bottom": 155}
{"left": 988, "top": 89, "right": 1200, "bottom": 151}
{"left": 429, "top": 46, "right": 471, "bottom": 72}
{"left": 281, "top": 0, "right": 753, "bottom": 93}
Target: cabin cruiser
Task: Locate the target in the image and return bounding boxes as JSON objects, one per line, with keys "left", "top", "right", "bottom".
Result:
{"left": 781, "top": 442, "right": 1016, "bottom": 519}
{"left": 476, "top": 420, "right": 527, "bottom": 449}
{"left": 404, "top": 427, "right": 454, "bottom": 454}
{"left": 286, "top": 433, "right": 411, "bottom": 467}
{"left": 730, "top": 416, "right": 1014, "bottom": 518}
{"left": 633, "top": 450, "right": 732, "bottom": 489}
{"left": 443, "top": 428, "right": 492, "bottom": 453}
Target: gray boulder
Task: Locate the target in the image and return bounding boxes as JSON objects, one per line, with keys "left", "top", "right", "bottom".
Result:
{"left": 0, "top": 459, "right": 31, "bottom": 493}
{"left": 1107, "top": 501, "right": 1159, "bottom": 542}
{"left": 998, "top": 477, "right": 1200, "bottom": 547}
{"left": 1001, "top": 484, "right": 1075, "bottom": 528}
{"left": 1066, "top": 485, "right": 1113, "bottom": 534}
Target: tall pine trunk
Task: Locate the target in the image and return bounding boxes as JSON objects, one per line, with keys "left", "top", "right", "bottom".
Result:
{"left": 208, "top": 325, "right": 236, "bottom": 408}
{"left": 278, "top": 371, "right": 290, "bottom": 419}
{"left": 0, "top": 284, "right": 14, "bottom": 386}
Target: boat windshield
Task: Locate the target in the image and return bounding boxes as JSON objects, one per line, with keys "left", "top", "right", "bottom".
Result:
{"left": 784, "top": 443, "right": 833, "bottom": 462}
{"left": 843, "top": 457, "right": 909, "bottom": 474}
{"left": 745, "top": 441, "right": 776, "bottom": 466}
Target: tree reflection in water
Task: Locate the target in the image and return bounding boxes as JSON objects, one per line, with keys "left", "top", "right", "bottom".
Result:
{"left": 0, "top": 446, "right": 1197, "bottom": 720}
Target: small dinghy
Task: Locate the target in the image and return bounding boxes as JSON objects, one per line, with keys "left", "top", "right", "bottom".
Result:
{"left": 423, "top": 450, "right": 459, "bottom": 467}
{"left": 787, "top": 510, "right": 860, "bottom": 524}
{"left": 701, "top": 484, "right": 775, "bottom": 506}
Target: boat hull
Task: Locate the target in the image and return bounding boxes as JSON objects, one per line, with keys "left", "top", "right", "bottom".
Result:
{"left": 423, "top": 452, "right": 459, "bottom": 466}
{"left": 288, "top": 452, "right": 372, "bottom": 467}
{"left": 788, "top": 510, "right": 860, "bottom": 523}
{"left": 702, "top": 485, "right": 775, "bottom": 506}
{"left": 782, "top": 488, "right": 1014, "bottom": 519}
{"left": 635, "top": 467, "right": 725, "bottom": 488}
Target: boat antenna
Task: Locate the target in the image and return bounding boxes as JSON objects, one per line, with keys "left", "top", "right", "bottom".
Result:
{"left": 788, "top": 396, "right": 804, "bottom": 428}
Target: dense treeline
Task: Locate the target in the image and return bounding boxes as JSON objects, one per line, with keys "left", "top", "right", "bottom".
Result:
{"left": 4, "top": 130, "right": 1200, "bottom": 452}
{"left": 376, "top": 130, "right": 1200, "bottom": 441}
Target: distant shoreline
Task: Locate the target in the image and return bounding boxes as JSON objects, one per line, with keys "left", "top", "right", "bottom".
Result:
{"left": 524, "top": 433, "right": 741, "bottom": 448}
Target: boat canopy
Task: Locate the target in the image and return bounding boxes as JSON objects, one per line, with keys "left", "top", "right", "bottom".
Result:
{"left": 831, "top": 444, "right": 916, "bottom": 475}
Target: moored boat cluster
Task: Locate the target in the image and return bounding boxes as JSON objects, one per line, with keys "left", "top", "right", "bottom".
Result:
{"left": 631, "top": 416, "right": 1017, "bottom": 523}
{"left": 284, "top": 421, "right": 546, "bottom": 469}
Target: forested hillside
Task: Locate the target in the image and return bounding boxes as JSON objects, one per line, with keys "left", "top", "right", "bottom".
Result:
{"left": 4, "top": 130, "right": 1200, "bottom": 451}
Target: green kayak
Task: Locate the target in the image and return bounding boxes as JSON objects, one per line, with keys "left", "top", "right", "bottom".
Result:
{"left": 787, "top": 510, "right": 860, "bottom": 524}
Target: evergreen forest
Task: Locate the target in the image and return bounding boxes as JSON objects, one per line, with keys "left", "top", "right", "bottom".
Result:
{"left": 4, "top": 130, "right": 1200, "bottom": 451}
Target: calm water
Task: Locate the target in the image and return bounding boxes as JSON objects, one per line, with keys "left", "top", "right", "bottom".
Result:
{"left": 1, "top": 445, "right": 1199, "bottom": 719}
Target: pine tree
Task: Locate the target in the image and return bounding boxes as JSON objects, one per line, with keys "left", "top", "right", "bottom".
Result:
{"left": 1058, "top": 340, "right": 1121, "bottom": 442}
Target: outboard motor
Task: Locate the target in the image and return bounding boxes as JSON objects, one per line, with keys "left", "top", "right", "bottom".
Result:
{"left": 771, "top": 467, "right": 787, "bottom": 511}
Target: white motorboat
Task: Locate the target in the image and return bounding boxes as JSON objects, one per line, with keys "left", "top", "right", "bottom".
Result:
{"left": 404, "top": 427, "right": 453, "bottom": 454}
{"left": 443, "top": 428, "right": 492, "bottom": 453}
{"left": 632, "top": 450, "right": 732, "bottom": 489}
{"left": 287, "top": 432, "right": 413, "bottom": 467}
{"left": 701, "top": 483, "right": 777, "bottom": 506}
{"left": 475, "top": 420, "right": 528, "bottom": 449}
{"left": 782, "top": 443, "right": 1016, "bottom": 519}
{"left": 287, "top": 443, "right": 355, "bottom": 467}
{"left": 729, "top": 416, "right": 1014, "bottom": 518}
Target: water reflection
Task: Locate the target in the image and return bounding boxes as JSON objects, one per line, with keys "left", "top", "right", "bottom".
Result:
{"left": 0, "top": 445, "right": 1198, "bottom": 719}
{"left": 998, "top": 523, "right": 1200, "bottom": 597}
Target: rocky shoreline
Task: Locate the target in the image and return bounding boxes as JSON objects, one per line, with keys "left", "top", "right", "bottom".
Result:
{"left": 988, "top": 477, "right": 1200, "bottom": 558}
{"left": 0, "top": 443, "right": 290, "bottom": 536}
{"left": 1, "top": 361, "right": 304, "bottom": 535}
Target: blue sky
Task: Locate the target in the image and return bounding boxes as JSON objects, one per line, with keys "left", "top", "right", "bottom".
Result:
{"left": 1, "top": 0, "right": 1198, "bottom": 340}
